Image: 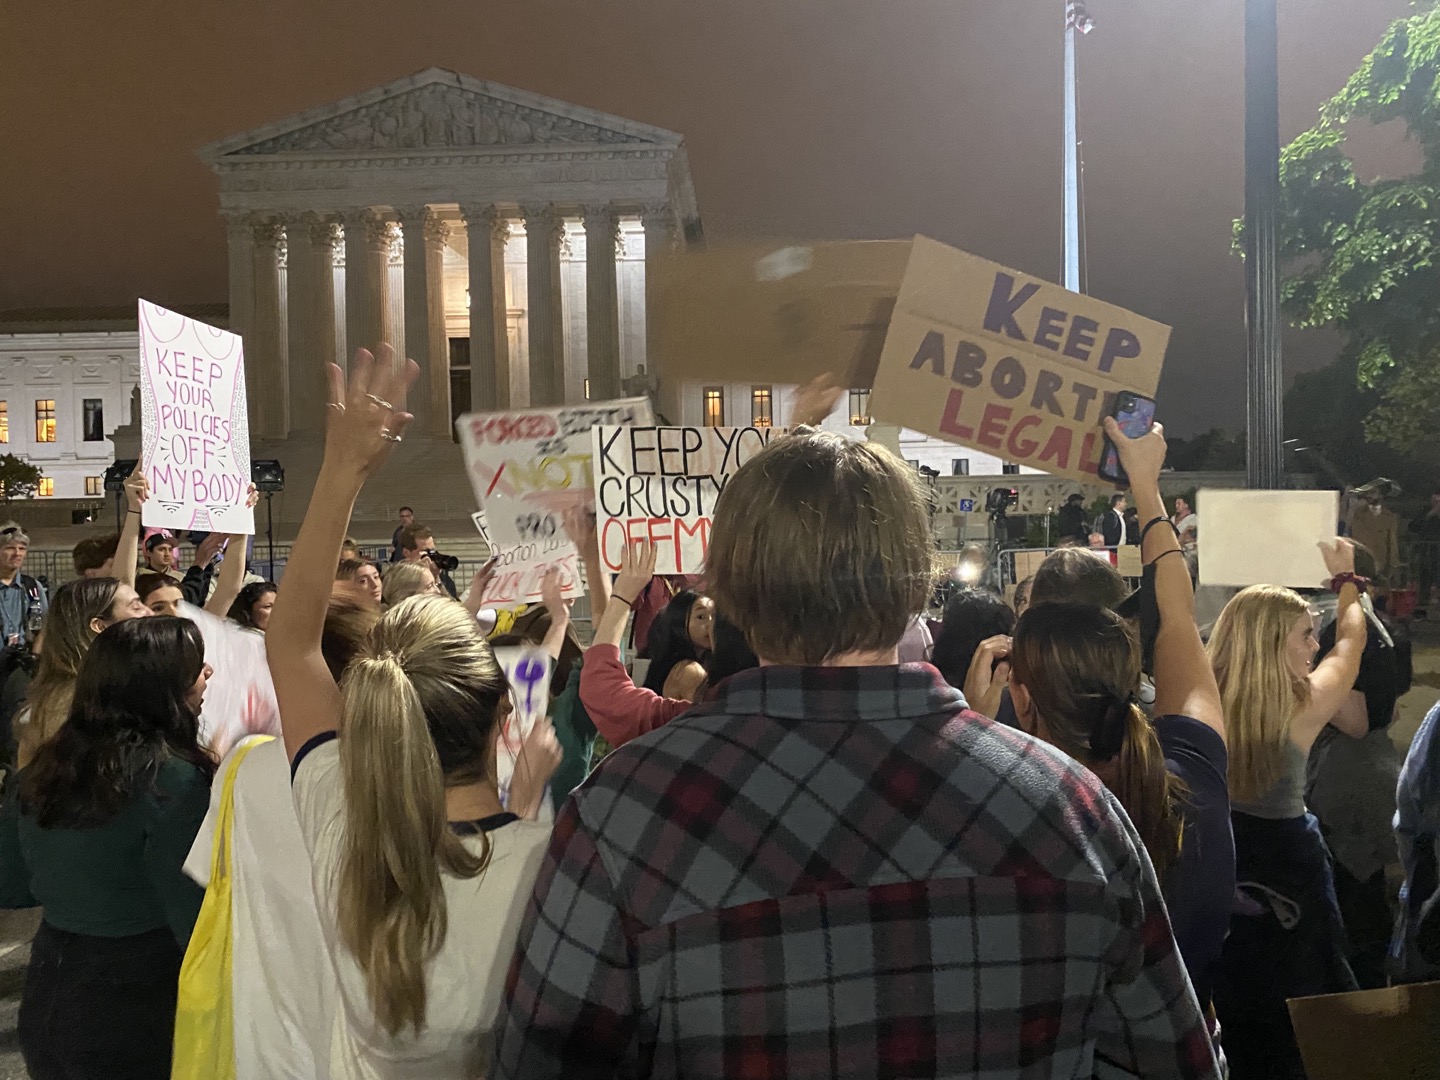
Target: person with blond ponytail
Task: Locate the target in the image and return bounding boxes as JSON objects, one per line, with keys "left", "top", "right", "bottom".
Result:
{"left": 971, "top": 418, "right": 1232, "bottom": 1024}
{"left": 267, "top": 346, "right": 560, "bottom": 1079}
{"left": 1206, "top": 532, "right": 1367, "bottom": 1078}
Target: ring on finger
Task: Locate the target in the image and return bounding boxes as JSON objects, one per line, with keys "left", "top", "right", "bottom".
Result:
{"left": 365, "top": 393, "right": 394, "bottom": 410}
{"left": 327, "top": 402, "right": 346, "bottom": 412}
{"left": 379, "top": 432, "right": 402, "bottom": 443}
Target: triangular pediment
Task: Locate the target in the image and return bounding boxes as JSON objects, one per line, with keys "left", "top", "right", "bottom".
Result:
{"left": 201, "top": 68, "right": 680, "bottom": 160}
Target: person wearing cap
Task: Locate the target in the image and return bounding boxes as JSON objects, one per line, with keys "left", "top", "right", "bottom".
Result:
{"left": 143, "top": 533, "right": 185, "bottom": 584}
{"left": 0, "top": 524, "right": 46, "bottom": 648}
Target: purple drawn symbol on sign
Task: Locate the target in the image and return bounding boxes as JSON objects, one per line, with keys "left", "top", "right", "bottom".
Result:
{"left": 513, "top": 651, "right": 548, "bottom": 727}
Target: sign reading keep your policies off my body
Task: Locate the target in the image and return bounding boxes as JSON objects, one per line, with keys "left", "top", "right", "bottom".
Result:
{"left": 869, "top": 238, "right": 1170, "bottom": 484}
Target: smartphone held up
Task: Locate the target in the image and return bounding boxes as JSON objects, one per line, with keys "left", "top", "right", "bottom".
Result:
{"left": 1097, "top": 392, "right": 1155, "bottom": 487}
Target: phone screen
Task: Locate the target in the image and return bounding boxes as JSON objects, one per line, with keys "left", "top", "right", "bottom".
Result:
{"left": 1098, "top": 393, "right": 1156, "bottom": 485}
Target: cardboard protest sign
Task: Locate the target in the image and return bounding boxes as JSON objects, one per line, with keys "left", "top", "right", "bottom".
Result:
{"left": 654, "top": 240, "right": 912, "bottom": 389}
{"left": 137, "top": 300, "right": 255, "bottom": 534}
{"left": 182, "top": 603, "right": 279, "bottom": 759}
{"left": 457, "top": 398, "right": 652, "bottom": 550}
{"left": 491, "top": 644, "right": 556, "bottom": 821}
{"left": 1288, "top": 981, "right": 1440, "bottom": 1080}
{"left": 470, "top": 511, "right": 583, "bottom": 610}
{"left": 592, "top": 424, "right": 786, "bottom": 575}
{"left": 1197, "top": 489, "right": 1338, "bottom": 589}
{"left": 869, "top": 238, "right": 1171, "bottom": 484}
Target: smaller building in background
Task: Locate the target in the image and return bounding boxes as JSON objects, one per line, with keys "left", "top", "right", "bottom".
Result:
{"left": 0, "top": 306, "right": 222, "bottom": 501}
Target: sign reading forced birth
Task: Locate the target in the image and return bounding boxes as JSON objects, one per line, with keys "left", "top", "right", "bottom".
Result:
{"left": 592, "top": 425, "right": 786, "bottom": 575}
{"left": 137, "top": 300, "right": 255, "bottom": 534}
{"left": 457, "top": 398, "right": 652, "bottom": 550}
{"left": 869, "top": 238, "right": 1170, "bottom": 484}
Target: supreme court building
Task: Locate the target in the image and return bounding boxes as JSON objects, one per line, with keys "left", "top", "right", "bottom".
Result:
{"left": 2, "top": 67, "right": 1027, "bottom": 533}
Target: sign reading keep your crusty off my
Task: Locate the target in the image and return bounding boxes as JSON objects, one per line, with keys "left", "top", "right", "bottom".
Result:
{"left": 869, "top": 237, "right": 1170, "bottom": 484}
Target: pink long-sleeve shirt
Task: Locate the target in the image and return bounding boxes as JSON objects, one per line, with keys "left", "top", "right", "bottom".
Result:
{"left": 579, "top": 644, "right": 690, "bottom": 747}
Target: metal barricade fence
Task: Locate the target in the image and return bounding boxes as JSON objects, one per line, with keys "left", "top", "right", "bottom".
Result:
{"left": 992, "top": 545, "right": 1141, "bottom": 599}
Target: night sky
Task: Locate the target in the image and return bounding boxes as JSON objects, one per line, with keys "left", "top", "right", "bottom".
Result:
{"left": 0, "top": 0, "right": 1414, "bottom": 434}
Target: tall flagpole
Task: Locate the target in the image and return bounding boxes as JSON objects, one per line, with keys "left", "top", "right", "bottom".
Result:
{"left": 1063, "top": 2, "right": 1093, "bottom": 294}
{"left": 1244, "top": 0, "right": 1284, "bottom": 488}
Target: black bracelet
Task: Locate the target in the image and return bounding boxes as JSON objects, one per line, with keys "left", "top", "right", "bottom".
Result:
{"left": 611, "top": 593, "right": 635, "bottom": 608}
{"left": 1141, "top": 516, "right": 1180, "bottom": 545}
{"left": 1145, "top": 548, "right": 1185, "bottom": 569}
{"left": 127, "top": 509, "right": 140, "bottom": 516}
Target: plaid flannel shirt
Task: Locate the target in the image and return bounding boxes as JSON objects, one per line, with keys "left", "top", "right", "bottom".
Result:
{"left": 496, "top": 664, "right": 1218, "bottom": 1080}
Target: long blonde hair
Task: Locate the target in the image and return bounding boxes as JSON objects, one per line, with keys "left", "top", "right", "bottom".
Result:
{"left": 1207, "top": 584, "right": 1312, "bottom": 803}
{"left": 19, "top": 578, "right": 122, "bottom": 767}
{"left": 336, "top": 595, "right": 508, "bottom": 1037}
{"left": 380, "top": 560, "right": 435, "bottom": 609}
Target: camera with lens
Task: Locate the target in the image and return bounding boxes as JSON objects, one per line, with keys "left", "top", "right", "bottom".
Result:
{"left": 985, "top": 487, "right": 1019, "bottom": 515}
{"left": 423, "top": 550, "right": 460, "bottom": 573}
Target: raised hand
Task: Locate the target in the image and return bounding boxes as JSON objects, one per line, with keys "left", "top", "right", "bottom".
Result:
{"left": 540, "top": 565, "right": 569, "bottom": 621}
{"left": 124, "top": 461, "right": 149, "bottom": 512}
{"left": 1320, "top": 537, "right": 1357, "bottom": 580}
{"left": 962, "top": 634, "right": 1012, "bottom": 721}
{"left": 613, "top": 541, "right": 658, "bottom": 606}
{"left": 508, "top": 714, "right": 563, "bottom": 819}
{"left": 1102, "top": 416, "right": 1167, "bottom": 492}
{"left": 323, "top": 345, "right": 420, "bottom": 480}
{"left": 244, "top": 482, "right": 260, "bottom": 510}
{"left": 791, "top": 371, "right": 843, "bottom": 428}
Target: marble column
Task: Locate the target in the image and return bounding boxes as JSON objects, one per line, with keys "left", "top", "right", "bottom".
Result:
{"left": 222, "top": 212, "right": 254, "bottom": 347}
{"left": 399, "top": 206, "right": 452, "bottom": 437}
{"left": 342, "top": 208, "right": 390, "bottom": 360}
{"left": 463, "top": 205, "right": 511, "bottom": 411}
{"left": 523, "top": 204, "right": 567, "bottom": 406}
{"left": 583, "top": 204, "right": 622, "bottom": 402}
{"left": 249, "top": 218, "right": 287, "bottom": 439}
{"left": 641, "top": 203, "right": 678, "bottom": 418}
{"left": 285, "top": 213, "right": 337, "bottom": 435}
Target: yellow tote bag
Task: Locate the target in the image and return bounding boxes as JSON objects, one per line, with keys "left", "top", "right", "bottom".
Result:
{"left": 171, "top": 736, "right": 273, "bottom": 1080}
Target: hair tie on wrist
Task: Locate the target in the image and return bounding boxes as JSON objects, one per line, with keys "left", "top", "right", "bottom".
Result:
{"left": 1330, "top": 572, "right": 1370, "bottom": 595}
{"left": 1141, "top": 516, "right": 1180, "bottom": 545}
{"left": 1145, "top": 548, "right": 1184, "bottom": 569}
{"left": 611, "top": 593, "right": 635, "bottom": 608}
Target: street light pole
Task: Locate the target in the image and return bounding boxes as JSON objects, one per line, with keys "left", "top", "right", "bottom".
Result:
{"left": 1244, "top": 0, "right": 1285, "bottom": 488}
{"left": 1063, "top": 2, "right": 1093, "bottom": 293}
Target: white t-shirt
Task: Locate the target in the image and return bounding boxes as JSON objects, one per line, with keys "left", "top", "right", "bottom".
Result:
{"left": 184, "top": 736, "right": 336, "bottom": 1080}
{"left": 291, "top": 734, "right": 550, "bottom": 1080}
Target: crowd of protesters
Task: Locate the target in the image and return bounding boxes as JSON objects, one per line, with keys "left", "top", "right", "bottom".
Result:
{"left": 0, "top": 345, "right": 1429, "bottom": 1080}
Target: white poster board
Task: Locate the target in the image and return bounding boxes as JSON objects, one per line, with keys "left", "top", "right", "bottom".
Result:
{"left": 137, "top": 300, "right": 254, "bottom": 534}
{"left": 1197, "top": 489, "right": 1338, "bottom": 589}
{"left": 182, "top": 603, "right": 280, "bottom": 759}
{"left": 591, "top": 424, "right": 786, "bottom": 575}
{"left": 456, "top": 398, "right": 652, "bottom": 550}
{"left": 470, "top": 511, "right": 582, "bottom": 610}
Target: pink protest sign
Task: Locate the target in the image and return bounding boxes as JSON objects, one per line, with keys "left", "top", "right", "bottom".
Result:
{"left": 137, "top": 300, "right": 255, "bottom": 534}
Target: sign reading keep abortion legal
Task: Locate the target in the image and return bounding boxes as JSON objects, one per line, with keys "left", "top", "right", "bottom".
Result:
{"left": 869, "top": 238, "right": 1170, "bottom": 484}
{"left": 137, "top": 300, "right": 255, "bottom": 534}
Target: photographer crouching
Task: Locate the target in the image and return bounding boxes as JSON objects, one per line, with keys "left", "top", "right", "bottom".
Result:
{"left": 397, "top": 523, "right": 459, "bottom": 599}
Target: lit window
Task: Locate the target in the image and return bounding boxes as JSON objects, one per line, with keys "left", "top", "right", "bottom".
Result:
{"left": 848, "top": 389, "right": 871, "bottom": 426}
{"left": 952, "top": 459, "right": 970, "bottom": 476}
{"left": 0, "top": 402, "right": 8, "bottom": 444}
{"left": 751, "top": 386, "right": 772, "bottom": 427}
{"left": 703, "top": 387, "right": 725, "bottom": 427}
{"left": 35, "top": 400, "right": 55, "bottom": 443}
{"left": 85, "top": 475, "right": 103, "bottom": 496}
{"left": 1002, "top": 462, "right": 1021, "bottom": 475}
{"left": 37, "top": 478, "right": 54, "bottom": 497}
{"left": 82, "top": 399, "right": 104, "bottom": 442}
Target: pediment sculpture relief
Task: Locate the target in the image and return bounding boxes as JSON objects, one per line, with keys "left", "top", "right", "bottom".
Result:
{"left": 234, "top": 84, "right": 646, "bottom": 155}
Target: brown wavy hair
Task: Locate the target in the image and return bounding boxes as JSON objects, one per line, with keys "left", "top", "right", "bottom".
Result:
{"left": 1010, "top": 602, "right": 1186, "bottom": 878}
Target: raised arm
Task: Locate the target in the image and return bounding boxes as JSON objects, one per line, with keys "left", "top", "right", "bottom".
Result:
{"left": 539, "top": 566, "right": 572, "bottom": 662}
{"left": 204, "top": 486, "right": 260, "bottom": 616}
{"left": 1104, "top": 417, "right": 1224, "bottom": 741}
{"left": 790, "top": 371, "right": 843, "bottom": 428}
{"left": 462, "top": 557, "right": 498, "bottom": 619}
{"left": 563, "top": 507, "right": 607, "bottom": 627}
{"left": 268, "top": 346, "right": 418, "bottom": 760}
{"left": 116, "top": 464, "right": 147, "bottom": 588}
{"left": 1293, "top": 538, "right": 1366, "bottom": 746}
{"left": 592, "top": 541, "right": 656, "bottom": 650}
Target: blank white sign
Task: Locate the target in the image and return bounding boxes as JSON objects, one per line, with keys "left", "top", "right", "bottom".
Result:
{"left": 1197, "top": 489, "right": 1338, "bottom": 589}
